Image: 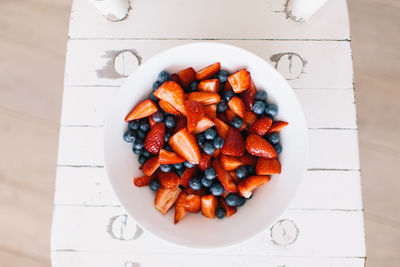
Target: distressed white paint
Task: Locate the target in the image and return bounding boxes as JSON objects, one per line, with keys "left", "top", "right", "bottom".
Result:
{"left": 88, "top": 0, "right": 129, "bottom": 21}
{"left": 286, "top": 0, "right": 329, "bottom": 23}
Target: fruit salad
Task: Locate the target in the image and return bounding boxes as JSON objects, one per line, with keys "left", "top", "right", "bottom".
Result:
{"left": 123, "top": 63, "right": 288, "bottom": 224}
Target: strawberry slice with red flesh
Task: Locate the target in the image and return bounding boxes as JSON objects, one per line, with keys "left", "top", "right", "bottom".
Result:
{"left": 223, "top": 81, "right": 232, "bottom": 93}
{"left": 195, "top": 62, "right": 220, "bottom": 81}
{"left": 169, "top": 128, "right": 201, "bottom": 164}
{"left": 245, "top": 134, "right": 277, "bottom": 158}
{"left": 178, "top": 67, "right": 196, "bottom": 89}
{"left": 180, "top": 166, "right": 200, "bottom": 188}
{"left": 125, "top": 99, "right": 158, "bottom": 121}
{"left": 174, "top": 192, "right": 188, "bottom": 224}
{"left": 220, "top": 197, "right": 237, "bottom": 217}
{"left": 249, "top": 117, "right": 272, "bottom": 136}
{"left": 228, "top": 69, "right": 251, "bottom": 93}
{"left": 185, "top": 100, "right": 205, "bottom": 133}
{"left": 199, "top": 153, "right": 212, "bottom": 171}
{"left": 201, "top": 194, "right": 218, "bottom": 219}
{"left": 213, "top": 118, "right": 230, "bottom": 138}
{"left": 154, "top": 81, "right": 186, "bottom": 115}
{"left": 159, "top": 100, "right": 181, "bottom": 116}
{"left": 172, "top": 115, "right": 187, "bottom": 133}
{"left": 239, "top": 152, "right": 257, "bottom": 166}
{"left": 220, "top": 154, "right": 245, "bottom": 171}
{"left": 221, "top": 127, "right": 245, "bottom": 157}
{"left": 159, "top": 149, "right": 185, "bottom": 164}
{"left": 238, "top": 175, "right": 271, "bottom": 198}
{"left": 267, "top": 121, "right": 289, "bottom": 133}
{"left": 228, "top": 96, "right": 245, "bottom": 118}
{"left": 171, "top": 73, "right": 181, "bottom": 85}
{"left": 158, "top": 171, "right": 180, "bottom": 189}
{"left": 204, "top": 104, "right": 217, "bottom": 119}
{"left": 240, "top": 79, "right": 256, "bottom": 111}
{"left": 184, "top": 187, "right": 205, "bottom": 197}
{"left": 192, "top": 117, "right": 215, "bottom": 134}
{"left": 256, "top": 158, "right": 281, "bottom": 175}
{"left": 228, "top": 171, "right": 240, "bottom": 183}
{"left": 133, "top": 175, "right": 152, "bottom": 187}
{"left": 144, "top": 122, "right": 165, "bottom": 154}
{"left": 211, "top": 148, "right": 220, "bottom": 158}
{"left": 225, "top": 109, "right": 235, "bottom": 123}
{"left": 213, "top": 158, "right": 238, "bottom": 193}
{"left": 143, "top": 156, "right": 160, "bottom": 176}
{"left": 183, "top": 194, "right": 201, "bottom": 213}
{"left": 243, "top": 111, "right": 257, "bottom": 126}
{"left": 198, "top": 79, "right": 220, "bottom": 93}
{"left": 155, "top": 187, "right": 182, "bottom": 214}
{"left": 187, "top": 92, "right": 221, "bottom": 105}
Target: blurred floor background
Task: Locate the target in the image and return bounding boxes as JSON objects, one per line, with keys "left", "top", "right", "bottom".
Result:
{"left": 0, "top": 0, "right": 398, "bottom": 266}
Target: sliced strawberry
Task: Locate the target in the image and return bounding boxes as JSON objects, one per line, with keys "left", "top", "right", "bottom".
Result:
{"left": 243, "top": 111, "right": 257, "bottom": 126}
{"left": 245, "top": 134, "right": 277, "bottom": 158}
{"left": 220, "top": 154, "right": 245, "bottom": 171}
{"left": 144, "top": 122, "right": 165, "bottom": 154}
{"left": 228, "top": 171, "right": 240, "bottom": 183}
{"left": 193, "top": 117, "right": 215, "bottom": 134}
{"left": 221, "top": 190, "right": 230, "bottom": 198}
{"left": 238, "top": 175, "right": 271, "bottom": 198}
{"left": 154, "top": 81, "right": 186, "bottom": 115}
{"left": 217, "top": 112, "right": 228, "bottom": 123}
{"left": 267, "top": 121, "right": 289, "bottom": 133}
{"left": 240, "top": 79, "right": 256, "bottom": 111}
{"left": 187, "top": 92, "right": 221, "bottom": 105}
{"left": 249, "top": 117, "right": 273, "bottom": 136}
{"left": 159, "top": 100, "right": 181, "bottom": 116}
{"left": 201, "top": 194, "right": 218, "bottom": 219}
{"left": 204, "top": 104, "right": 217, "bottom": 119}
{"left": 133, "top": 175, "right": 152, "bottom": 187}
{"left": 184, "top": 187, "right": 205, "bottom": 197}
{"left": 149, "top": 116, "right": 157, "bottom": 127}
{"left": 256, "top": 158, "right": 281, "bottom": 175}
{"left": 159, "top": 149, "right": 185, "bottom": 164}
{"left": 213, "top": 158, "right": 238, "bottom": 193}
{"left": 171, "top": 73, "right": 181, "bottom": 85}
{"left": 213, "top": 118, "right": 230, "bottom": 138}
{"left": 221, "top": 128, "right": 245, "bottom": 157}
{"left": 169, "top": 128, "right": 201, "bottom": 164}
{"left": 125, "top": 99, "right": 158, "bottom": 121}
{"left": 195, "top": 62, "right": 220, "bottom": 81}
{"left": 223, "top": 81, "right": 232, "bottom": 93}
{"left": 173, "top": 115, "right": 187, "bottom": 132}
{"left": 228, "top": 96, "right": 245, "bottom": 118}
{"left": 228, "top": 69, "right": 251, "bottom": 93}
{"left": 211, "top": 148, "right": 220, "bottom": 158}
{"left": 225, "top": 109, "right": 235, "bottom": 123}
{"left": 178, "top": 67, "right": 196, "bottom": 89}
{"left": 185, "top": 100, "right": 205, "bottom": 133}
{"left": 198, "top": 79, "right": 220, "bottom": 93}
{"left": 158, "top": 171, "right": 180, "bottom": 189}
{"left": 174, "top": 191, "right": 188, "bottom": 224}
{"left": 239, "top": 152, "right": 257, "bottom": 166}
{"left": 220, "top": 197, "right": 237, "bottom": 217}
{"left": 180, "top": 166, "right": 200, "bottom": 188}
{"left": 183, "top": 194, "right": 201, "bottom": 213}
{"left": 155, "top": 187, "right": 182, "bottom": 214}
{"left": 143, "top": 156, "right": 160, "bottom": 176}
{"left": 199, "top": 153, "right": 212, "bottom": 171}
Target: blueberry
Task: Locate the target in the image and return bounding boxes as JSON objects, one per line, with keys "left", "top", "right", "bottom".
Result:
{"left": 152, "top": 81, "right": 162, "bottom": 91}
{"left": 201, "top": 176, "right": 213, "bottom": 187}
{"left": 128, "top": 120, "right": 139, "bottom": 130}
{"left": 133, "top": 138, "right": 145, "bottom": 149}
{"left": 164, "top": 145, "right": 173, "bottom": 152}
{"left": 273, "top": 143, "right": 282, "bottom": 154}
{"left": 236, "top": 166, "right": 248, "bottom": 179}
{"left": 149, "top": 178, "right": 161, "bottom": 191}
{"left": 175, "top": 169, "right": 184, "bottom": 177}
{"left": 164, "top": 115, "right": 176, "bottom": 128}
{"left": 149, "top": 94, "right": 158, "bottom": 102}
{"left": 173, "top": 163, "right": 184, "bottom": 170}
{"left": 164, "top": 132, "right": 172, "bottom": 143}
{"left": 255, "top": 90, "right": 268, "bottom": 101}
{"left": 136, "top": 129, "right": 146, "bottom": 139}
{"left": 189, "top": 81, "right": 199, "bottom": 92}
{"left": 219, "top": 82, "right": 226, "bottom": 94}
{"left": 160, "top": 164, "right": 172, "bottom": 172}
{"left": 203, "top": 141, "right": 215, "bottom": 155}
{"left": 204, "top": 128, "right": 217, "bottom": 140}
{"left": 205, "top": 167, "right": 216, "bottom": 180}
{"left": 226, "top": 193, "right": 246, "bottom": 207}
{"left": 123, "top": 130, "right": 136, "bottom": 143}
{"left": 215, "top": 207, "right": 226, "bottom": 219}
{"left": 142, "top": 149, "right": 151, "bottom": 158}
{"left": 265, "top": 104, "right": 279, "bottom": 117}
{"left": 213, "top": 136, "right": 224, "bottom": 149}
{"left": 184, "top": 161, "right": 195, "bottom": 168}
{"left": 210, "top": 181, "right": 224, "bottom": 196}
{"left": 158, "top": 71, "right": 172, "bottom": 83}
{"left": 138, "top": 155, "right": 147, "bottom": 164}
{"left": 217, "top": 70, "right": 229, "bottom": 83}
{"left": 247, "top": 165, "right": 255, "bottom": 175}
{"left": 217, "top": 100, "right": 228, "bottom": 113}
{"left": 196, "top": 133, "right": 205, "bottom": 146}
{"left": 140, "top": 120, "right": 150, "bottom": 132}
{"left": 132, "top": 147, "right": 143, "bottom": 155}
{"left": 189, "top": 176, "right": 202, "bottom": 190}
{"left": 253, "top": 101, "right": 266, "bottom": 115}
{"left": 224, "top": 90, "right": 235, "bottom": 102}
{"left": 231, "top": 116, "right": 243, "bottom": 129}
{"left": 152, "top": 111, "right": 164, "bottom": 123}
{"left": 267, "top": 133, "right": 280, "bottom": 144}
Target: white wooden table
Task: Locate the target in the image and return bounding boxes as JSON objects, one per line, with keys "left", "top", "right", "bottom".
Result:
{"left": 51, "top": 0, "right": 365, "bottom": 266}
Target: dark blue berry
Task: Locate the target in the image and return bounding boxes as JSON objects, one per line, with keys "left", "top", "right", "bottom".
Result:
{"left": 152, "top": 111, "right": 164, "bottom": 122}
{"left": 219, "top": 82, "right": 225, "bottom": 94}
{"left": 253, "top": 101, "right": 266, "bottom": 115}
{"left": 267, "top": 133, "right": 280, "bottom": 144}
{"left": 196, "top": 133, "right": 205, "bottom": 146}
{"left": 164, "top": 145, "right": 173, "bottom": 152}
{"left": 123, "top": 130, "right": 136, "bottom": 143}
{"left": 149, "top": 178, "right": 161, "bottom": 191}
{"left": 217, "top": 100, "right": 228, "bottom": 113}
{"left": 189, "top": 176, "right": 202, "bottom": 190}
{"left": 164, "top": 115, "right": 176, "bottom": 128}
{"left": 152, "top": 81, "right": 162, "bottom": 91}
{"left": 140, "top": 120, "right": 150, "bottom": 132}
{"left": 132, "top": 147, "right": 143, "bottom": 155}
{"left": 160, "top": 164, "right": 172, "bottom": 172}
{"left": 265, "top": 104, "right": 279, "bottom": 117}
{"left": 158, "top": 71, "right": 172, "bottom": 83}
{"left": 184, "top": 161, "right": 195, "bottom": 168}
{"left": 273, "top": 143, "right": 282, "bottom": 154}
{"left": 255, "top": 90, "right": 268, "bottom": 101}
{"left": 173, "top": 163, "right": 184, "bottom": 170}
{"left": 133, "top": 138, "right": 145, "bottom": 149}
{"left": 138, "top": 155, "right": 147, "bottom": 164}
{"left": 189, "top": 81, "right": 198, "bottom": 92}
{"left": 203, "top": 141, "right": 215, "bottom": 155}
{"left": 213, "top": 136, "right": 224, "bottom": 149}
{"left": 217, "top": 70, "right": 229, "bottom": 83}
{"left": 136, "top": 129, "right": 146, "bottom": 139}
{"left": 215, "top": 207, "right": 226, "bottom": 219}
{"left": 175, "top": 169, "right": 184, "bottom": 177}
{"left": 210, "top": 181, "right": 224, "bottom": 196}
{"left": 164, "top": 132, "right": 172, "bottom": 143}
{"left": 247, "top": 165, "right": 255, "bottom": 175}
{"left": 231, "top": 116, "right": 243, "bottom": 129}
{"left": 201, "top": 176, "right": 213, "bottom": 187}
{"left": 224, "top": 90, "right": 235, "bottom": 102}
{"left": 205, "top": 167, "right": 216, "bottom": 180}
{"left": 236, "top": 166, "right": 248, "bottom": 179}
{"left": 128, "top": 120, "right": 139, "bottom": 130}
{"left": 225, "top": 193, "right": 246, "bottom": 207}
{"left": 204, "top": 128, "right": 217, "bottom": 140}
{"left": 142, "top": 149, "right": 151, "bottom": 158}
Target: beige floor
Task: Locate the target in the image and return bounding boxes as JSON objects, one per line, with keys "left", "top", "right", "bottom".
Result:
{"left": 0, "top": 0, "right": 398, "bottom": 266}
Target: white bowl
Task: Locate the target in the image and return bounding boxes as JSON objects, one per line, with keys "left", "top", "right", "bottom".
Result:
{"left": 104, "top": 42, "right": 308, "bottom": 249}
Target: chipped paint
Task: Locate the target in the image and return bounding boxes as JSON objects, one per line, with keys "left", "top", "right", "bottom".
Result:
{"left": 270, "top": 52, "right": 307, "bottom": 80}
{"left": 270, "top": 219, "right": 299, "bottom": 246}
{"left": 106, "top": 214, "right": 144, "bottom": 241}
{"left": 96, "top": 49, "right": 141, "bottom": 79}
